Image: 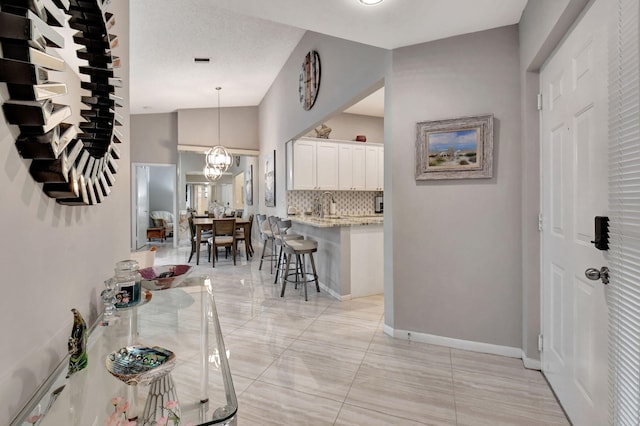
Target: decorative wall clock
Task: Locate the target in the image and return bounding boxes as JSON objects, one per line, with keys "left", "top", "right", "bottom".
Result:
{"left": 298, "top": 50, "right": 320, "bottom": 111}
{"left": 0, "top": 0, "right": 122, "bottom": 205}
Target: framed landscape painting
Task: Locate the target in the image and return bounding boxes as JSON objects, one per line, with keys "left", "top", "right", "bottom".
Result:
{"left": 245, "top": 164, "right": 253, "bottom": 206}
{"left": 265, "top": 150, "right": 275, "bottom": 207}
{"left": 415, "top": 114, "right": 494, "bottom": 180}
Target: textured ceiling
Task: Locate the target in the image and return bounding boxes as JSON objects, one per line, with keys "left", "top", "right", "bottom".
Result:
{"left": 130, "top": 0, "right": 527, "bottom": 115}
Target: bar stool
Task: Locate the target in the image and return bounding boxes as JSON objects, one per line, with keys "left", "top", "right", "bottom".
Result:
{"left": 256, "top": 214, "right": 276, "bottom": 273}
{"left": 277, "top": 220, "right": 319, "bottom": 301}
{"left": 269, "top": 217, "right": 303, "bottom": 284}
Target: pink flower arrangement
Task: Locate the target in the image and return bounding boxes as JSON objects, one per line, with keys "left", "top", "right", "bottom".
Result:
{"left": 27, "top": 414, "right": 41, "bottom": 425}
{"left": 105, "top": 396, "right": 135, "bottom": 426}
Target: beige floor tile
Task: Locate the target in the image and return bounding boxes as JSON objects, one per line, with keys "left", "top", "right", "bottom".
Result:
{"left": 367, "top": 332, "right": 452, "bottom": 364}
{"left": 455, "top": 398, "right": 570, "bottom": 426}
{"left": 451, "top": 348, "right": 542, "bottom": 381}
{"left": 452, "top": 369, "right": 567, "bottom": 423}
{"left": 240, "top": 311, "right": 316, "bottom": 339}
{"left": 298, "top": 318, "right": 378, "bottom": 351}
{"left": 257, "top": 339, "right": 366, "bottom": 401}
{"left": 358, "top": 351, "right": 454, "bottom": 391}
{"left": 345, "top": 372, "right": 456, "bottom": 425}
{"left": 335, "top": 403, "right": 431, "bottom": 425}
{"left": 236, "top": 380, "right": 342, "bottom": 425}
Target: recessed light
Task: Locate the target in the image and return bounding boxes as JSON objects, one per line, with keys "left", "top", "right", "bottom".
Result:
{"left": 359, "top": 0, "right": 383, "bottom": 5}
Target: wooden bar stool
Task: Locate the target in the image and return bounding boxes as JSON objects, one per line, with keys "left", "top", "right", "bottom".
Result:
{"left": 277, "top": 221, "right": 319, "bottom": 301}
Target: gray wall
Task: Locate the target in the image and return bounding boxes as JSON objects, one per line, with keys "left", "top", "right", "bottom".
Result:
{"left": 178, "top": 106, "right": 259, "bottom": 150}
{"left": 388, "top": 25, "right": 523, "bottom": 348}
{"left": 304, "top": 112, "right": 384, "bottom": 143}
{"left": 259, "top": 31, "right": 389, "bottom": 218}
{"left": 518, "top": 0, "right": 591, "bottom": 361}
{"left": 0, "top": 0, "right": 130, "bottom": 423}
{"left": 131, "top": 112, "right": 178, "bottom": 164}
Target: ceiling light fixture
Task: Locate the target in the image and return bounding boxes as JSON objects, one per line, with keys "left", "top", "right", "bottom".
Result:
{"left": 204, "top": 87, "right": 232, "bottom": 181}
{"left": 359, "top": 0, "right": 383, "bottom": 5}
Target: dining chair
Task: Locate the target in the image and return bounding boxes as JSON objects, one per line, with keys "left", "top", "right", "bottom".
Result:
{"left": 235, "top": 214, "right": 253, "bottom": 259}
{"left": 187, "top": 214, "right": 211, "bottom": 263}
{"left": 207, "top": 218, "right": 237, "bottom": 267}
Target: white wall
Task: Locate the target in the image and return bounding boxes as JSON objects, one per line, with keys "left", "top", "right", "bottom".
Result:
{"left": 131, "top": 112, "right": 178, "bottom": 165}
{"left": 0, "top": 0, "right": 130, "bottom": 423}
{"left": 388, "top": 26, "right": 522, "bottom": 348}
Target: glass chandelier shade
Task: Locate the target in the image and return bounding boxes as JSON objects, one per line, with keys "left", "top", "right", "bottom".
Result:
{"left": 203, "top": 87, "right": 232, "bottom": 181}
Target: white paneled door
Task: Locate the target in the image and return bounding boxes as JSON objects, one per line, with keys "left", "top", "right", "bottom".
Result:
{"left": 540, "top": 0, "right": 611, "bottom": 424}
{"left": 135, "top": 165, "right": 150, "bottom": 250}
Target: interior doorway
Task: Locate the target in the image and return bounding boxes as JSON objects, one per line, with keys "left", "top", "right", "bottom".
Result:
{"left": 131, "top": 163, "right": 177, "bottom": 250}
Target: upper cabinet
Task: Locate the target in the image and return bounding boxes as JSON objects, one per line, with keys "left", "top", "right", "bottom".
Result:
{"left": 288, "top": 138, "right": 382, "bottom": 191}
{"left": 339, "top": 143, "right": 366, "bottom": 190}
{"left": 315, "top": 141, "right": 339, "bottom": 190}
{"left": 365, "top": 145, "right": 384, "bottom": 191}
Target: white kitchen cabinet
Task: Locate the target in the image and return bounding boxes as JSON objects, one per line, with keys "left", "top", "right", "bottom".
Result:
{"left": 365, "top": 145, "right": 384, "bottom": 191}
{"left": 315, "top": 141, "right": 339, "bottom": 190}
{"left": 338, "top": 143, "right": 366, "bottom": 190}
{"left": 288, "top": 139, "right": 317, "bottom": 190}
{"left": 288, "top": 138, "right": 381, "bottom": 191}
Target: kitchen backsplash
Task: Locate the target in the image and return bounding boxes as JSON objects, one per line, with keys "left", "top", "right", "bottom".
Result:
{"left": 286, "top": 190, "right": 383, "bottom": 216}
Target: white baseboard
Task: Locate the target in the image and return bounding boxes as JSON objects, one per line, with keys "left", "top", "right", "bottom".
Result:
{"left": 522, "top": 353, "right": 542, "bottom": 370}
{"left": 318, "top": 281, "right": 350, "bottom": 301}
{"left": 385, "top": 325, "right": 522, "bottom": 359}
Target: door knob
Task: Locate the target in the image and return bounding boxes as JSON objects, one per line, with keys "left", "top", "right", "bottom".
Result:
{"left": 585, "top": 266, "right": 610, "bottom": 285}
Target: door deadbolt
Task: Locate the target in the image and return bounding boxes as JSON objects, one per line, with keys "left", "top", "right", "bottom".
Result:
{"left": 585, "top": 266, "right": 610, "bottom": 285}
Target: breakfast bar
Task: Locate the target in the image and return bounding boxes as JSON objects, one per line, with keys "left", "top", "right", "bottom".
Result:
{"left": 289, "top": 215, "right": 383, "bottom": 300}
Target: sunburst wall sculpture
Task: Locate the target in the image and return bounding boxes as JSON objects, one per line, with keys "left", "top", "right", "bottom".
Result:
{"left": 0, "top": 0, "right": 122, "bottom": 205}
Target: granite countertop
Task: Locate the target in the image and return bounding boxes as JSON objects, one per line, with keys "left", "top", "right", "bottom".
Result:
{"left": 289, "top": 214, "right": 383, "bottom": 228}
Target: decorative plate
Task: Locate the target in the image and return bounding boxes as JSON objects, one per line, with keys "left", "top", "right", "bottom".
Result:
{"left": 105, "top": 345, "right": 176, "bottom": 386}
{"left": 140, "top": 265, "right": 193, "bottom": 291}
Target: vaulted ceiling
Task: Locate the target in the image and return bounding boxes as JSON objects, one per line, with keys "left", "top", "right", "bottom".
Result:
{"left": 130, "top": 0, "right": 527, "bottom": 115}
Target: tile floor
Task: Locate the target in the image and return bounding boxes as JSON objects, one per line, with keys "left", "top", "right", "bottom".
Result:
{"left": 152, "top": 241, "right": 569, "bottom": 425}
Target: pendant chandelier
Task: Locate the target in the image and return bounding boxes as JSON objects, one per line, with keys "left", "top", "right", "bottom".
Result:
{"left": 203, "top": 87, "right": 232, "bottom": 181}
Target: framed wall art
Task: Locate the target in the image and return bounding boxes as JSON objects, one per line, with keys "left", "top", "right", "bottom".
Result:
{"left": 265, "top": 150, "right": 275, "bottom": 207}
{"left": 245, "top": 164, "right": 253, "bottom": 206}
{"left": 415, "top": 114, "right": 494, "bottom": 180}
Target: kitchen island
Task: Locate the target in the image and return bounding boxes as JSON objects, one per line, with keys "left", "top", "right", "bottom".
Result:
{"left": 288, "top": 215, "right": 383, "bottom": 300}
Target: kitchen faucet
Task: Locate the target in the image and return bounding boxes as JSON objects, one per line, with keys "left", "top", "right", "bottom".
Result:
{"left": 318, "top": 192, "right": 335, "bottom": 218}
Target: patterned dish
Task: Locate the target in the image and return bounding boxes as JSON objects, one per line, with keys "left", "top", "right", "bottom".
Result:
{"left": 105, "top": 345, "right": 176, "bottom": 386}
{"left": 139, "top": 265, "right": 193, "bottom": 291}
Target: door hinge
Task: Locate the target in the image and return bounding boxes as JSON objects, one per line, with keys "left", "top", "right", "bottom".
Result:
{"left": 538, "top": 213, "right": 543, "bottom": 231}
{"left": 537, "top": 93, "right": 543, "bottom": 111}
{"left": 538, "top": 334, "right": 544, "bottom": 352}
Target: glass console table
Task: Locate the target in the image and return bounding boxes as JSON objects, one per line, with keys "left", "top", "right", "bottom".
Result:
{"left": 11, "top": 275, "right": 237, "bottom": 426}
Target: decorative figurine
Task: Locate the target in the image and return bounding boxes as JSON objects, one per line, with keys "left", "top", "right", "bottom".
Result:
{"left": 314, "top": 124, "right": 332, "bottom": 139}
{"left": 67, "top": 308, "right": 88, "bottom": 378}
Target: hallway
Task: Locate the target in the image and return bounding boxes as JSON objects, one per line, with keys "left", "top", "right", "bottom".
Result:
{"left": 151, "top": 243, "right": 568, "bottom": 425}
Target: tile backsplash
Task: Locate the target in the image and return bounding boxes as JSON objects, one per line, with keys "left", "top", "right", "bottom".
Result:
{"left": 286, "top": 190, "right": 383, "bottom": 216}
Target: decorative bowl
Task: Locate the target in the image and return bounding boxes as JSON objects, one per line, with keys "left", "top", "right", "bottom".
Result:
{"left": 105, "top": 345, "right": 176, "bottom": 386}
{"left": 139, "top": 264, "right": 193, "bottom": 291}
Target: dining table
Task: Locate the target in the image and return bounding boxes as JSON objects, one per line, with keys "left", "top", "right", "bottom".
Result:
{"left": 193, "top": 217, "right": 253, "bottom": 265}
